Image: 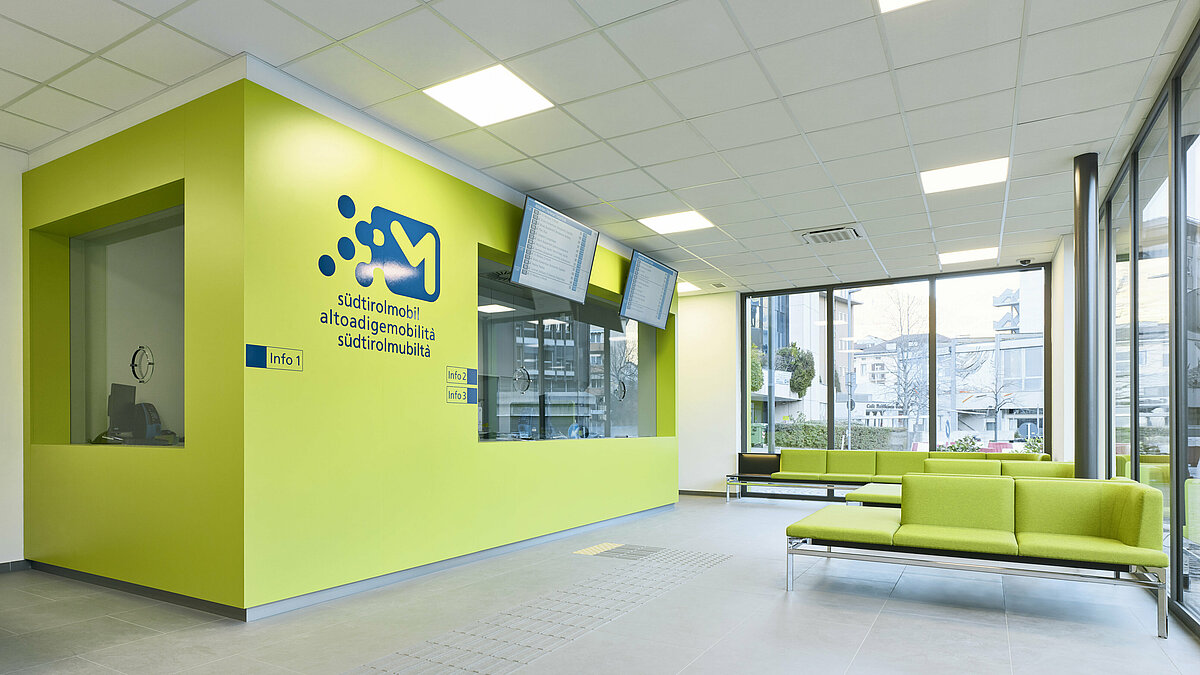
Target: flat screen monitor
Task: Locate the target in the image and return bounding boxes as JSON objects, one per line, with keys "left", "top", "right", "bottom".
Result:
{"left": 510, "top": 197, "right": 599, "bottom": 304}
{"left": 619, "top": 250, "right": 677, "bottom": 330}
{"left": 107, "top": 383, "right": 136, "bottom": 432}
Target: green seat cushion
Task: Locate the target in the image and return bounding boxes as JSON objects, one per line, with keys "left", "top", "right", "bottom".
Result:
{"left": 923, "top": 458, "right": 1002, "bottom": 475}
{"left": 1016, "top": 532, "right": 1168, "bottom": 567}
{"left": 779, "top": 448, "right": 826, "bottom": 474}
{"left": 786, "top": 505, "right": 900, "bottom": 545}
{"left": 846, "top": 483, "right": 902, "bottom": 505}
{"left": 993, "top": 452, "right": 1050, "bottom": 461}
{"left": 1002, "top": 461, "right": 1074, "bottom": 478}
{"left": 820, "top": 473, "right": 874, "bottom": 483}
{"left": 1014, "top": 479, "right": 1163, "bottom": 552}
{"left": 894, "top": 524, "right": 1018, "bottom": 555}
{"left": 928, "top": 451, "right": 985, "bottom": 459}
{"left": 874, "top": 451, "right": 928, "bottom": 478}
{"left": 872, "top": 475, "right": 903, "bottom": 484}
{"left": 826, "top": 450, "right": 875, "bottom": 476}
{"left": 901, "top": 474, "right": 1015, "bottom": 532}
{"left": 770, "top": 471, "right": 823, "bottom": 481}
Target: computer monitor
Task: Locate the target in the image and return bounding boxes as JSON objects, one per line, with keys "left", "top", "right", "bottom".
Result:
{"left": 107, "top": 383, "right": 136, "bottom": 433}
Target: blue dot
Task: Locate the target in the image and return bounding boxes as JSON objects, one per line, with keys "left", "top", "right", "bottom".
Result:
{"left": 337, "top": 236, "right": 355, "bottom": 260}
{"left": 337, "top": 195, "right": 355, "bottom": 219}
{"left": 318, "top": 254, "right": 335, "bottom": 276}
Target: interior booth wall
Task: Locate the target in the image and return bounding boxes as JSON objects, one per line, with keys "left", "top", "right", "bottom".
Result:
{"left": 1, "top": 146, "right": 27, "bottom": 565}
{"left": 23, "top": 83, "right": 246, "bottom": 606}
{"left": 677, "top": 292, "right": 740, "bottom": 493}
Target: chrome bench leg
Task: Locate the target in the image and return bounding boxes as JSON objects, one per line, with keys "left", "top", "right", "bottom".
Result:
{"left": 1153, "top": 567, "right": 1168, "bottom": 638}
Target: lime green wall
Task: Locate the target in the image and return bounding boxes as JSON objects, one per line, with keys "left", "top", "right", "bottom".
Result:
{"left": 241, "top": 83, "right": 676, "bottom": 607}
{"left": 23, "top": 81, "right": 677, "bottom": 610}
{"left": 23, "top": 84, "right": 246, "bottom": 606}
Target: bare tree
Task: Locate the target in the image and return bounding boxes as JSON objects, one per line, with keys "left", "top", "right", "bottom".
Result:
{"left": 877, "top": 290, "right": 930, "bottom": 427}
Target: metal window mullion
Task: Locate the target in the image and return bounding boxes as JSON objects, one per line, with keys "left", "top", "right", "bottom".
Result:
{"left": 827, "top": 293, "right": 835, "bottom": 450}
{"left": 1168, "top": 72, "right": 1185, "bottom": 602}
{"left": 929, "top": 280, "right": 938, "bottom": 451}
{"left": 1131, "top": 150, "right": 1141, "bottom": 484}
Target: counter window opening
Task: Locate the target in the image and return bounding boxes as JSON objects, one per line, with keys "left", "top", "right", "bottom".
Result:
{"left": 68, "top": 206, "right": 185, "bottom": 446}
{"left": 477, "top": 256, "right": 656, "bottom": 441}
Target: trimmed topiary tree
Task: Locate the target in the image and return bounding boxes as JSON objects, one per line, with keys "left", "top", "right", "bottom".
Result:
{"left": 790, "top": 349, "right": 815, "bottom": 399}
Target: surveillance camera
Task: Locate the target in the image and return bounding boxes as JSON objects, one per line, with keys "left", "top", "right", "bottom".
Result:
{"left": 1018, "top": 258, "right": 1032, "bottom": 267}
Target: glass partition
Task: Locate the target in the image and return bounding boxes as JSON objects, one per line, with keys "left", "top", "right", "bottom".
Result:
{"left": 1180, "top": 51, "right": 1200, "bottom": 615}
{"left": 1113, "top": 174, "right": 1134, "bottom": 474}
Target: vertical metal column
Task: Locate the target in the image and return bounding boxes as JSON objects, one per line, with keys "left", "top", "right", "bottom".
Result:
{"left": 1074, "top": 152, "right": 1100, "bottom": 478}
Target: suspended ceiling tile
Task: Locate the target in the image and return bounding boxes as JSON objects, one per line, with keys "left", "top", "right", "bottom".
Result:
{"left": 8, "top": 87, "right": 109, "bottom": 130}
{"left": 652, "top": 54, "right": 775, "bottom": 119}
{"left": 651, "top": 246, "right": 701, "bottom": 263}
{"left": 0, "top": 68, "right": 37, "bottom": 105}
{"left": 912, "top": 127, "right": 1012, "bottom": 172}
{"left": 882, "top": 0, "right": 1023, "bottom": 69}
{"left": 744, "top": 164, "right": 831, "bottom": 198}
{"left": 2, "top": 0, "right": 148, "bottom": 52}
{"left": 905, "top": 89, "right": 1015, "bottom": 145}
{"left": 932, "top": 218, "right": 1002, "bottom": 240}
{"left": 1026, "top": 0, "right": 1160, "bottom": 34}
{"left": 0, "top": 109, "right": 63, "bottom": 149}
{"left": 51, "top": 58, "right": 164, "bottom": 110}
{"left": 166, "top": 0, "right": 329, "bottom": 66}
{"left": 895, "top": 40, "right": 1019, "bottom": 110}
{"left": 780, "top": 204, "right": 855, "bottom": 230}
{"left": 1014, "top": 104, "right": 1130, "bottom": 155}
{"left": 763, "top": 248, "right": 819, "bottom": 266}
{"left": 929, "top": 202, "right": 1003, "bottom": 228}
{"left": 936, "top": 235, "right": 998, "bottom": 253}
{"left": 574, "top": 0, "right": 673, "bottom": 26}
{"left": 1008, "top": 173, "right": 1074, "bottom": 199}
{"left": 1009, "top": 146, "right": 1078, "bottom": 179}
{"left": 1020, "top": 2, "right": 1175, "bottom": 84}
{"left": 818, "top": 249, "right": 880, "bottom": 266}
{"left": 538, "top": 141, "right": 635, "bottom": 180}
{"left": 119, "top": 0, "right": 188, "bottom": 16}
{"left": 345, "top": 8, "right": 490, "bottom": 88}
{"left": 608, "top": 122, "right": 710, "bottom": 165}
{"left": 482, "top": 158, "right": 565, "bottom": 192}
{"left": 365, "top": 91, "right": 473, "bottom": 141}
{"left": 757, "top": 19, "right": 887, "bottom": 95}
{"left": 671, "top": 257, "right": 718, "bottom": 272}
{"left": 435, "top": 0, "right": 591, "bottom": 60}
{"left": 644, "top": 153, "right": 735, "bottom": 190}
{"left": 924, "top": 183, "right": 1005, "bottom": 211}
{"left": 1005, "top": 192, "right": 1074, "bottom": 218}
{"left": 528, "top": 182, "right": 601, "bottom": 210}
{"left": 823, "top": 147, "right": 916, "bottom": 184}
{"left": 725, "top": 0, "right": 873, "bottom": 49}
{"left": 104, "top": 25, "right": 227, "bottom": 85}
{"left": 610, "top": 191, "right": 687, "bottom": 219}
{"left": 720, "top": 135, "right": 816, "bottom": 176}
{"left": 806, "top": 114, "right": 908, "bottom": 161}
{"left": 831, "top": 261, "right": 888, "bottom": 281}
{"left": 785, "top": 73, "right": 898, "bottom": 133}
{"left": 682, "top": 240, "right": 746, "bottom": 258}
{"left": 1018, "top": 60, "right": 1148, "bottom": 124}
{"left": 563, "top": 84, "right": 680, "bottom": 138}
{"left": 575, "top": 168, "right": 664, "bottom": 201}
{"left": 703, "top": 252, "right": 765, "bottom": 268}
{"left": 859, "top": 212, "right": 931, "bottom": 236}
{"left": 838, "top": 174, "right": 922, "bottom": 205}
{"left": 719, "top": 217, "right": 789, "bottom": 238}
{"left": 690, "top": 100, "right": 798, "bottom": 151}
{"left": 561, "top": 203, "right": 629, "bottom": 227}
{"left": 699, "top": 199, "right": 776, "bottom": 224}
{"left": 603, "top": 0, "right": 747, "bottom": 79}
{"left": 851, "top": 194, "right": 928, "bottom": 221}
{"left": 431, "top": 129, "right": 523, "bottom": 168}
{"left": 283, "top": 45, "right": 412, "bottom": 109}
{"left": 270, "top": 0, "right": 417, "bottom": 40}
{"left": 875, "top": 242, "right": 936, "bottom": 261}
{"left": 597, "top": 219, "right": 657, "bottom": 240}
{"left": 0, "top": 17, "right": 88, "bottom": 81}
{"left": 740, "top": 231, "right": 804, "bottom": 251}
{"left": 1001, "top": 229, "right": 1065, "bottom": 247}
{"left": 487, "top": 108, "right": 598, "bottom": 156}
{"left": 675, "top": 179, "right": 757, "bottom": 209}
{"left": 508, "top": 33, "right": 642, "bottom": 104}
{"left": 1004, "top": 213, "right": 1065, "bottom": 233}
{"left": 870, "top": 229, "right": 933, "bottom": 248}
{"left": 765, "top": 187, "right": 844, "bottom": 216}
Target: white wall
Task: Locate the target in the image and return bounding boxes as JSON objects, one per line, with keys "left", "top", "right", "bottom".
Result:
{"left": 677, "top": 293, "right": 741, "bottom": 492}
{"left": 0, "top": 146, "right": 27, "bottom": 563}
{"left": 1050, "top": 234, "right": 1075, "bottom": 463}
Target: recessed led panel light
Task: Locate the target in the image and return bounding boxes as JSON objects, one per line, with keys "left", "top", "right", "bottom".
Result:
{"left": 920, "top": 158, "right": 1009, "bottom": 194}
{"left": 878, "top": 0, "right": 934, "bottom": 12}
{"left": 424, "top": 65, "right": 553, "bottom": 126}
{"left": 478, "top": 303, "right": 515, "bottom": 313}
{"left": 939, "top": 247, "right": 998, "bottom": 265}
{"left": 677, "top": 281, "right": 701, "bottom": 293}
{"left": 639, "top": 211, "right": 715, "bottom": 234}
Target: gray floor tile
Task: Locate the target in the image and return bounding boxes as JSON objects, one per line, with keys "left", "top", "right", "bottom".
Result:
{"left": 681, "top": 608, "right": 871, "bottom": 673}
{"left": 516, "top": 629, "right": 704, "bottom": 674}
{"left": 177, "top": 654, "right": 297, "bottom": 674}
{"left": 595, "top": 585, "right": 766, "bottom": 649}
{"left": 0, "top": 589, "right": 52, "bottom": 613}
{"left": 883, "top": 572, "right": 1007, "bottom": 626}
{"left": 108, "top": 603, "right": 223, "bottom": 633}
{"left": 848, "top": 610, "right": 1012, "bottom": 674}
{"left": 15, "top": 617, "right": 161, "bottom": 661}
{"left": 9, "top": 657, "right": 122, "bottom": 674}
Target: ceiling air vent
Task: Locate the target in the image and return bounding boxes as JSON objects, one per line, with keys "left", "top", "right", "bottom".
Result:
{"left": 795, "top": 224, "right": 863, "bottom": 245}
{"left": 712, "top": 282, "right": 727, "bottom": 288}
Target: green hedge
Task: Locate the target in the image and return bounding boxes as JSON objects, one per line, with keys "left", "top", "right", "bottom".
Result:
{"left": 774, "top": 422, "right": 907, "bottom": 450}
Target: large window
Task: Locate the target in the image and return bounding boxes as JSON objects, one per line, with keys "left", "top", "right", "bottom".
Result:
{"left": 1179, "top": 50, "right": 1200, "bottom": 616}
{"left": 477, "top": 257, "right": 654, "bottom": 441}
{"left": 1112, "top": 173, "right": 1134, "bottom": 469}
{"left": 745, "top": 269, "right": 1047, "bottom": 454}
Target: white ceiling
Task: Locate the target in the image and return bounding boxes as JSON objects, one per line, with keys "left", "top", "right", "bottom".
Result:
{"left": 1, "top": 0, "right": 1198, "bottom": 293}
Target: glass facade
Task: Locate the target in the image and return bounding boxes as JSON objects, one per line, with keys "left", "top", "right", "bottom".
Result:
{"left": 745, "top": 270, "right": 1046, "bottom": 455}
{"left": 1181, "top": 47, "right": 1200, "bottom": 618}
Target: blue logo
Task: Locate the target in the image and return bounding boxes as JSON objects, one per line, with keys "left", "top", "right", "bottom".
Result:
{"left": 318, "top": 195, "right": 440, "bottom": 302}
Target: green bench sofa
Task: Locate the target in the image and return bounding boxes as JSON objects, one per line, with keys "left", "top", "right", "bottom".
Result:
{"left": 844, "top": 461, "right": 1080, "bottom": 507}
{"left": 786, "top": 474, "right": 1170, "bottom": 637}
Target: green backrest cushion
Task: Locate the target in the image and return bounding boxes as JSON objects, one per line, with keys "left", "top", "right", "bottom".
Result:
{"left": 901, "top": 475, "right": 1015, "bottom": 531}
{"left": 779, "top": 448, "right": 826, "bottom": 474}
{"left": 923, "top": 458, "right": 1001, "bottom": 475}
{"left": 1001, "top": 461, "right": 1074, "bottom": 478}
{"left": 874, "top": 451, "right": 928, "bottom": 476}
{"left": 1141, "top": 454, "right": 1170, "bottom": 464}
{"left": 1015, "top": 479, "right": 1162, "bottom": 548}
{"left": 928, "top": 451, "right": 985, "bottom": 459}
{"left": 1116, "top": 455, "right": 1132, "bottom": 478}
{"left": 826, "top": 450, "right": 876, "bottom": 475}
{"left": 993, "top": 452, "right": 1049, "bottom": 461}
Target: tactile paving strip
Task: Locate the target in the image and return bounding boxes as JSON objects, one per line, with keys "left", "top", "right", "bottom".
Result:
{"left": 346, "top": 547, "right": 730, "bottom": 674}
